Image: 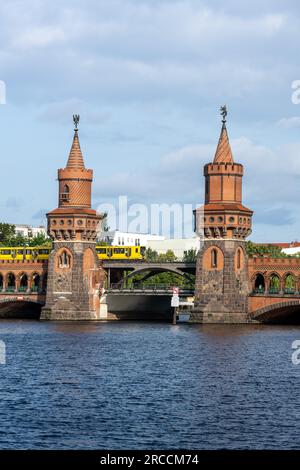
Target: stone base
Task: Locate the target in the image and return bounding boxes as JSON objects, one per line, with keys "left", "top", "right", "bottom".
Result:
{"left": 189, "top": 307, "right": 249, "bottom": 324}
{"left": 40, "top": 307, "right": 101, "bottom": 321}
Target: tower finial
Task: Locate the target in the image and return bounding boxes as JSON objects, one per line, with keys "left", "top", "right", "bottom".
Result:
{"left": 220, "top": 105, "right": 227, "bottom": 124}
{"left": 73, "top": 114, "right": 80, "bottom": 131}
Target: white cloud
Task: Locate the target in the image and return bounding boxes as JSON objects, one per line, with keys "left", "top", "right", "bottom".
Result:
{"left": 277, "top": 116, "right": 300, "bottom": 128}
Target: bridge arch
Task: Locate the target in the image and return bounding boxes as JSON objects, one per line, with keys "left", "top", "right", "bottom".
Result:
{"left": 0, "top": 297, "right": 44, "bottom": 319}
{"left": 112, "top": 265, "right": 193, "bottom": 288}
{"left": 252, "top": 300, "right": 300, "bottom": 324}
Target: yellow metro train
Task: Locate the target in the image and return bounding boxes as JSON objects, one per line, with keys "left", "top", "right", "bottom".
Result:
{"left": 0, "top": 245, "right": 146, "bottom": 261}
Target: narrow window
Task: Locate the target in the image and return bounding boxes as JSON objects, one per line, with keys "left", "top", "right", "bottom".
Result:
{"left": 211, "top": 249, "right": 217, "bottom": 268}
{"left": 237, "top": 249, "right": 241, "bottom": 269}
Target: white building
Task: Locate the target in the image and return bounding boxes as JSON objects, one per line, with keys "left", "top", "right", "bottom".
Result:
{"left": 99, "top": 230, "right": 165, "bottom": 247}
{"left": 282, "top": 246, "right": 300, "bottom": 256}
{"left": 15, "top": 224, "right": 47, "bottom": 238}
{"left": 147, "top": 238, "right": 200, "bottom": 259}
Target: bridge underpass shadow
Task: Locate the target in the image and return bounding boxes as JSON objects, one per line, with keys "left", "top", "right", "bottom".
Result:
{"left": 254, "top": 305, "right": 300, "bottom": 324}
{"left": 0, "top": 301, "right": 42, "bottom": 319}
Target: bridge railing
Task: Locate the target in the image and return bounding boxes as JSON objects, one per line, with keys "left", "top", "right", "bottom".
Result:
{"left": 252, "top": 288, "right": 298, "bottom": 296}
{"left": 0, "top": 287, "right": 45, "bottom": 294}
{"left": 107, "top": 283, "right": 195, "bottom": 292}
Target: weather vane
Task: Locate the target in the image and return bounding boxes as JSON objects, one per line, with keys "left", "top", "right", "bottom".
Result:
{"left": 73, "top": 114, "right": 80, "bottom": 130}
{"left": 220, "top": 105, "right": 227, "bottom": 123}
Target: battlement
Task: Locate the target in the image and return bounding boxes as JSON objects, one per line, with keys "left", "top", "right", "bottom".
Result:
{"left": 249, "top": 257, "right": 300, "bottom": 267}
{"left": 204, "top": 162, "right": 243, "bottom": 176}
{"left": 58, "top": 167, "right": 93, "bottom": 181}
{"left": 0, "top": 259, "right": 47, "bottom": 265}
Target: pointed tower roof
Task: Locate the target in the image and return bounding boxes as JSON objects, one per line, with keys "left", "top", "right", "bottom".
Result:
{"left": 66, "top": 115, "right": 85, "bottom": 169}
{"left": 213, "top": 106, "right": 234, "bottom": 164}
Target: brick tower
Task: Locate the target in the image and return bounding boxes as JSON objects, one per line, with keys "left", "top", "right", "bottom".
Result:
{"left": 191, "top": 106, "right": 253, "bottom": 323}
{"left": 41, "top": 115, "right": 104, "bottom": 320}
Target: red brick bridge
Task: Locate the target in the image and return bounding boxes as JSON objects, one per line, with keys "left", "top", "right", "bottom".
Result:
{"left": 0, "top": 259, "right": 47, "bottom": 318}
{"left": 1, "top": 257, "right": 300, "bottom": 322}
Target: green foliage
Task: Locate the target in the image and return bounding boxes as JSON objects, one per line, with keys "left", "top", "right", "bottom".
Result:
{"left": 246, "top": 241, "right": 289, "bottom": 258}
{"left": 0, "top": 223, "right": 51, "bottom": 247}
{"left": 27, "top": 233, "right": 52, "bottom": 247}
{"left": 128, "top": 247, "right": 195, "bottom": 287}
{"left": 144, "top": 248, "right": 159, "bottom": 261}
{"left": 0, "top": 223, "right": 15, "bottom": 244}
{"left": 270, "top": 274, "right": 280, "bottom": 290}
{"left": 127, "top": 271, "right": 195, "bottom": 288}
{"left": 285, "top": 274, "right": 295, "bottom": 289}
{"left": 145, "top": 248, "right": 177, "bottom": 262}
{"left": 183, "top": 248, "right": 197, "bottom": 262}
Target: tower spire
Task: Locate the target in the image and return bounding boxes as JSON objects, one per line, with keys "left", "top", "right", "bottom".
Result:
{"left": 66, "top": 114, "right": 85, "bottom": 170}
{"left": 213, "top": 105, "right": 234, "bottom": 164}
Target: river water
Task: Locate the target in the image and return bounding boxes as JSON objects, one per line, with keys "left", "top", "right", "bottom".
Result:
{"left": 0, "top": 320, "right": 300, "bottom": 449}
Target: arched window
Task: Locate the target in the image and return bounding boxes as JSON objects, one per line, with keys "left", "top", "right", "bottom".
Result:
{"left": 237, "top": 249, "right": 241, "bottom": 269}
{"left": 211, "top": 249, "right": 218, "bottom": 268}
{"left": 254, "top": 273, "right": 265, "bottom": 293}
{"left": 269, "top": 274, "right": 280, "bottom": 294}
{"left": 19, "top": 273, "right": 28, "bottom": 292}
{"left": 58, "top": 250, "right": 71, "bottom": 268}
{"left": 32, "top": 273, "right": 40, "bottom": 292}
{"left": 7, "top": 273, "right": 16, "bottom": 292}
{"left": 60, "top": 184, "right": 70, "bottom": 202}
{"left": 285, "top": 274, "right": 295, "bottom": 294}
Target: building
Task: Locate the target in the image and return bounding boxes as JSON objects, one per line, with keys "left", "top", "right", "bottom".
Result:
{"left": 41, "top": 117, "right": 105, "bottom": 321}
{"left": 192, "top": 107, "right": 253, "bottom": 323}
{"left": 99, "top": 230, "right": 164, "bottom": 247}
{"left": 15, "top": 224, "right": 46, "bottom": 238}
{"left": 147, "top": 237, "right": 200, "bottom": 259}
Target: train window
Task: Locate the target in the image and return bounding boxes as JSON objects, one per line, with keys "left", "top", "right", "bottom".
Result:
{"left": 38, "top": 249, "right": 50, "bottom": 254}
{"left": 114, "top": 248, "right": 125, "bottom": 254}
{"left": 97, "top": 248, "right": 106, "bottom": 254}
{"left": 17, "top": 250, "right": 23, "bottom": 255}
{"left": 26, "top": 249, "right": 31, "bottom": 255}
{"left": 135, "top": 248, "right": 138, "bottom": 253}
{"left": 1, "top": 250, "right": 11, "bottom": 255}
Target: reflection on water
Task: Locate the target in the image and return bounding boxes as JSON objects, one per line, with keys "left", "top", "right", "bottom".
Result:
{"left": 0, "top": 320, "right": 300, "bottom": 449}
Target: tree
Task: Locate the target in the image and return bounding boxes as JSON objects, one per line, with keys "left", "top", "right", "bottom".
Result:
{"left": 28, "top": 233, "right": 52, "bottom": 247}
{"left": 183, "top": 248, "right": 197, "bottom": 262}
{"left": 145, "top": 248, "right": 159, "bottom": 262}
{"left": 0, "top": 223, "right": 15, "bottom": 245}
{"left": 158, "top": 250, "right": 177, "bottom": 262}
{"left": 246, "top": 241, "right": 289, "bottom": 258}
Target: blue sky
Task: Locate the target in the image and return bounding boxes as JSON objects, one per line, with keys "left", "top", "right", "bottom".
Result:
{"left": 1, "top": 0, "right": 300, "bottom": 242}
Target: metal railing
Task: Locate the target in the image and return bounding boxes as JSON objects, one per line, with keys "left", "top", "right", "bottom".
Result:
{"left": 107, "top": 283, "right": 195, "bottom": 292}
{"left": 252, "top": 288, "right": 299, "bottom": 296}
